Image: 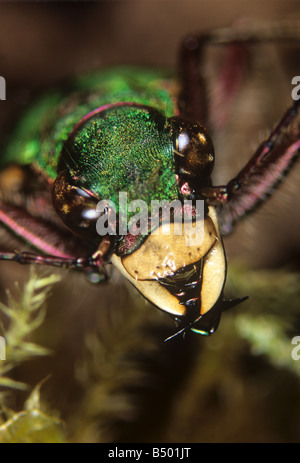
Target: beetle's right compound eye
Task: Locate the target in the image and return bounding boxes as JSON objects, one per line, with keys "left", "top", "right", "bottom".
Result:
{"left": 52, "top": 170, "right": 102, "bottom": 238}
{"left": 170, "top": 116, "right": 215, "bottom": 183}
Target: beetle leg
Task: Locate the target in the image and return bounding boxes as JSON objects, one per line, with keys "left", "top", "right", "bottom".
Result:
{"left": 0, "top": 198, "right": 111, "bottom": 274}
{"left": 179, "top": 22, "right": 300, "bottom": 125}
{"left": 200, "top": 100, "right": 300, "bottom": 234}
{"left": 0, "top": 250, "right": 105, "bottom": 270}
{"left": 178, "top": 34, "right": 209, "bottom": 123}
{"left": 179, "top": 33, "right": 248, "bottom": 127}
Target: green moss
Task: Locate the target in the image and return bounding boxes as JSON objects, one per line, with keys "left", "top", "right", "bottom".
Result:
{"left": 0, "top": 269, "right": 67, "bottom": 443}
{"left": 0, "top": 381, "right": 65, "bottom": 443}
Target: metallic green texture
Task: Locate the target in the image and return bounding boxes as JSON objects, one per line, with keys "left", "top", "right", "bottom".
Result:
{"left": 1, "top": 67, "right": 177, "bottom": 186}
{"left": 61, "top": 104, "right": 178, "bottom": 207}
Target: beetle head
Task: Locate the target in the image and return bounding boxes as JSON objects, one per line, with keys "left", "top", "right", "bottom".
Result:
{"left": 51, "top": 102, "right": 228, "bottom": 336}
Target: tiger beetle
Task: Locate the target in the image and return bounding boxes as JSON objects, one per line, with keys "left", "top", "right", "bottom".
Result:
{"left": 0, "top": 24, "right": 299, "bottom": 339}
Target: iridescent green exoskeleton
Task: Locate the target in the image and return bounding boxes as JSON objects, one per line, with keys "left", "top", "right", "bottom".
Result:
{"left": 0, "top": 24, "right": 299, "bottom": 338}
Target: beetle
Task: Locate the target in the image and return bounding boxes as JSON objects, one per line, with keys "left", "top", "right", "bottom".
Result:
{"left": 0, "top": 23, "right": 299, "bottom": 339}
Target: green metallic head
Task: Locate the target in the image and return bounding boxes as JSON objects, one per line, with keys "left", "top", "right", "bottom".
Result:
{"left": 57, "top": 103, "right": 178, "bottom": 206}
{"left": 52, "top": 102, "right": 215, "bottom": 239}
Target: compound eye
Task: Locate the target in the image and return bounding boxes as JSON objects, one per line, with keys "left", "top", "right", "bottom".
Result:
{"left": 52, "top": 170, "right": 102, "bottom": 238}
{"left": 170, "top": 116, "right": 215, "bottom": 181}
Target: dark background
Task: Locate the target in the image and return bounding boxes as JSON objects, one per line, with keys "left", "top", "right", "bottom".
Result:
{"left": 0, "top": 0, "right": 300, "bottom": 443}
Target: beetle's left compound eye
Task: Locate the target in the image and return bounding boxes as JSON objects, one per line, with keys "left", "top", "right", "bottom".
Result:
{"left": 52, "top": 170, "right": 102, "bottom": 238}
{"left": 170, "top": 116, "right": 215, "bottom": 183}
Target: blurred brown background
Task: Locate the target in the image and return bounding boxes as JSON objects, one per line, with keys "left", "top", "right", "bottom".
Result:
{"left": 0, "top": 0, "right": 300, "bottom": 443}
